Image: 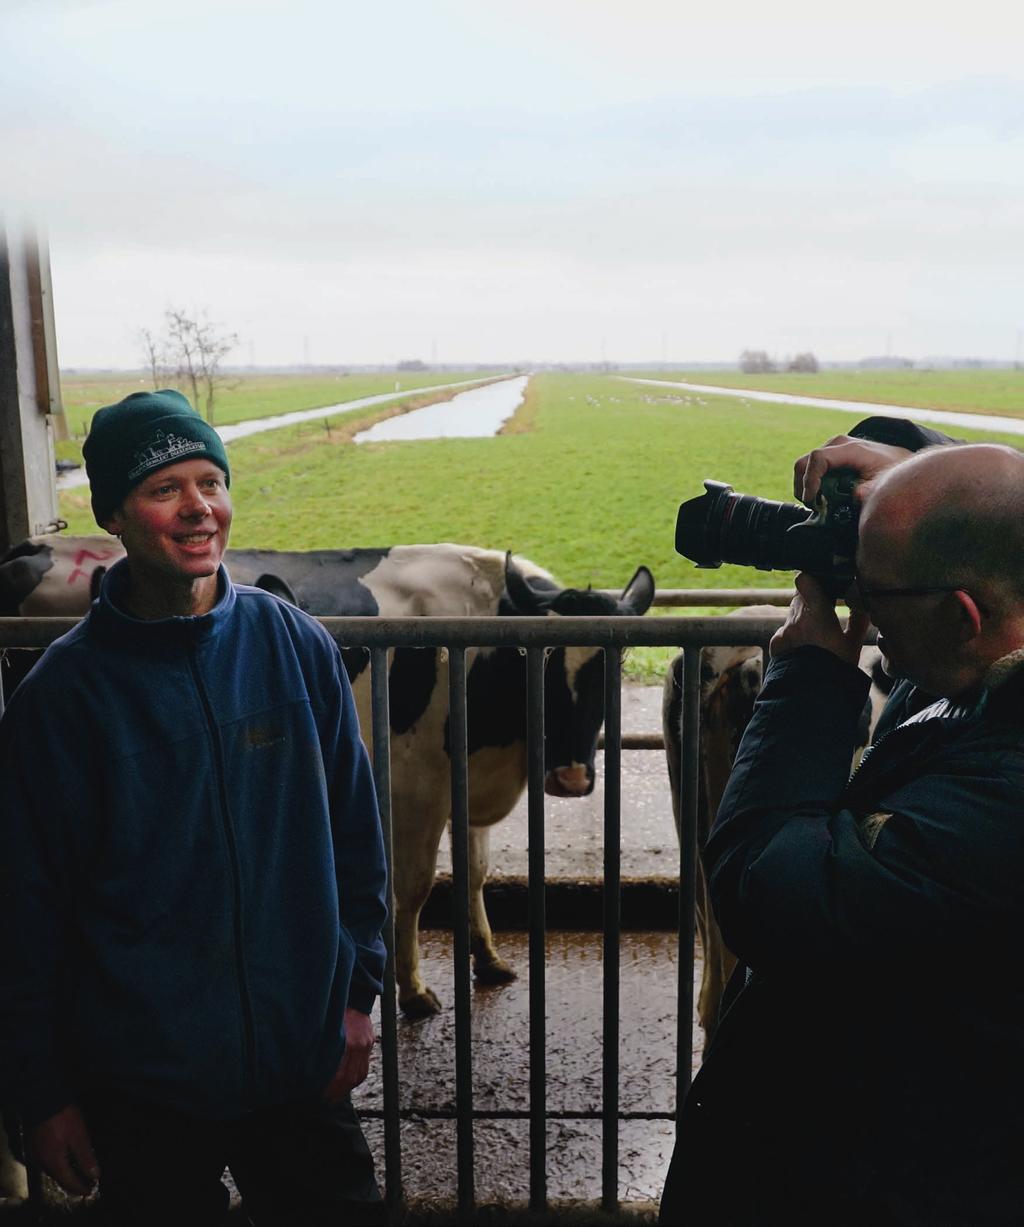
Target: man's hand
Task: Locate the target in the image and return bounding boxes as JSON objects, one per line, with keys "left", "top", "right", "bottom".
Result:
{"left": 323, "top": 1007, "right": 376, "bottom": 1104}
{"left": 28, "top": 1104, "right": 99, "bottom": 1197}
{"left": 770, "top": 573, "right": 871, "bottom": 666}
{"left": 794, "top": 435, "right": 913, "bottom": 507}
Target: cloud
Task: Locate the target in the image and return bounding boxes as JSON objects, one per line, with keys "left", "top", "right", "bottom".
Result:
{"left": 4, "top": 1, "right": 1022, "bottom": 364}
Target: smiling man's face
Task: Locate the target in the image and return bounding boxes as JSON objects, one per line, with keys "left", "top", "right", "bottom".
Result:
{"left": 104, "top": 458, "right": 233, "bottom": 590}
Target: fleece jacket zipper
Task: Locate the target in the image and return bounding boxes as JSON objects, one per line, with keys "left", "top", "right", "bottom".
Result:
{"left": 187, "top": 649, "right": 258, "bottom": 1090}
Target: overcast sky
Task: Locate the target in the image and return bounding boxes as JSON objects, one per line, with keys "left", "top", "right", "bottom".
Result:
{"left": 3, "top": 0, "right": 1022, "bottom": 368}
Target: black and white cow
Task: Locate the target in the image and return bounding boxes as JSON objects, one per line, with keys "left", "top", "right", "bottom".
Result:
{"left": 0, "top": 535, "right": 654, "bottom": 1017}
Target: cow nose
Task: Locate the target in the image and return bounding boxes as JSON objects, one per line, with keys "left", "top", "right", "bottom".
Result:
{"left": 545, "top": 764, "right": 593, "bottom": 797}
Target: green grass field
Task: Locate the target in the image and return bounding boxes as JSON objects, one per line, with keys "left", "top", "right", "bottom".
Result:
{"left": 56, "top": 371, "right": 1024, "bottom": 681}
{"left": 634, "top": 368, "right": 1024, "bottom": 417}
{"left": 59, "top": 370, "right": 1024, "bottom": 585}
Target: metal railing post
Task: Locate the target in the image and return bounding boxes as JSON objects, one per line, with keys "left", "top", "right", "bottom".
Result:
{"left": 676, "top": 647, "right": 702, "bottom": 1125}
{"left": 601, "top": 646, "right": 622, "bottom": 1213}
{"left": 526, "top": 648, "right": 548, "bottom": 1213}
{"left": 447, "top": 647, "right": 475, "bottom": 1221}
{"left": 369, "top": 647, "right": 402, "bottom": 1219}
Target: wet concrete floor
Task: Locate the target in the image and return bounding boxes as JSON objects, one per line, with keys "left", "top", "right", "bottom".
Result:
{"left": 349, "top": 685, "right": 697, "bottom": 1212}
{"left": 353, "top": 930, "right": 703, "bottom": 1211}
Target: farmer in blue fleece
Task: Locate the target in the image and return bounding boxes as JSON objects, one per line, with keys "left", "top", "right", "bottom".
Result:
{"left": 0, "top": 391, "right": 388, "bottom": 1225}
{"left": 661, "top": 428, "right": 1024, "bottom": 1225}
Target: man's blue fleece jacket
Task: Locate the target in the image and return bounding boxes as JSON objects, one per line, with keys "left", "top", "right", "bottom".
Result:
{"left": 0, "top": 561, "right": 388, "bottom": 1127}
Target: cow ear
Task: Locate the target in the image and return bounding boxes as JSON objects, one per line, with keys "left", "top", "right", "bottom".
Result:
{"left": 255, "top": 573, "right": 298, "bottom": 606}
{"left": 620, "top": 565, "right": 655, "bottom": 615}
{"left": 504, "top": 552, "right": 555, "bottom": 614}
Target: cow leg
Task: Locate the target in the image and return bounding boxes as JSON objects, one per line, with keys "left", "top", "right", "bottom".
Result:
{"left": 467, "top": 826, "right": 516, "bottom": 985}
{"left": 0, "top": 1114, "right": 27, "bottom": 1202}
{"left": 695, "top": 876, "right": 738, "bottom": 1043}
{"left": 392, "top": 808, "right": 446, "bottom": 1019}
{"left": 665, "top": 646, "right": 762, "bottom": 1048}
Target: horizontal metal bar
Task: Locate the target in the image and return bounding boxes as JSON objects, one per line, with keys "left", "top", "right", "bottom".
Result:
{"left": 601, "top": 588, "right": 796, "bottom": 607}
{"left": 0, "top": 613, "right": 795, "bottom": 650}
{"left": 318, "top": 615, "right": 810, "bottom": 648}
{"left": 0, "top": 618, "right": 79, "bottom": 645}
{"left": 599, "top": 732, "right": 663, "bottom": 751}
{"left": 358, "top": 1108, "right": 679, "bottom": 1122}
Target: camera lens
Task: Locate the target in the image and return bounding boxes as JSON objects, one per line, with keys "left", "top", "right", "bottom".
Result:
{"left": 676, "top": 481, "right": 823, "bottom": 572}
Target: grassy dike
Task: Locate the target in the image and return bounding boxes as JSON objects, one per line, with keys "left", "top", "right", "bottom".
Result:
{"left": 634, "top": 368, "right": 1024, "bottom": 417}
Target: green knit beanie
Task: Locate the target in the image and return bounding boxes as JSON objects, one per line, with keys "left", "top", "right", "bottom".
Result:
{"left": 83, "top": 389, "right": 231, "bottom": 525}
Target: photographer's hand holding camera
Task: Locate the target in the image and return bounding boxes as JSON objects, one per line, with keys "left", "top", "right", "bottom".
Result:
{"left": 792, "top": 433, "right": 913, "bottom": 509}
{"left": 662, "top": 418, "right": 1024, "bottom": 1226}
{"left": 768, "top": 571, "right": 870, "bottom": 665}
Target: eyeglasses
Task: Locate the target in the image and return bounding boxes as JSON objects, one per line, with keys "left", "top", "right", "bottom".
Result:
{"left": 850, "top": 577, "right": 962, "bottom": 615}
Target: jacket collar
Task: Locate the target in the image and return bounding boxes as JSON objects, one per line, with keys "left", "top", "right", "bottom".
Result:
{"left": 90, "top": 557, "right": 237, "bottom": 646}
{"left": 982, "top": 647, "right": 1024, "bottom": 722}
{"left": 893, "top": 647, "right": 1024, "bottom": 731}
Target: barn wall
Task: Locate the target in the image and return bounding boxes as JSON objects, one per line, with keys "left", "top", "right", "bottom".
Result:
{"left": 0, "top": 228, "right": 65, "bottom": 552}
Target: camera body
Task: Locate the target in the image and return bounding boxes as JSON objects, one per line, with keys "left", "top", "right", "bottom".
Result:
{"left": 675, "top": 467, "right": 860, "bottom": 594}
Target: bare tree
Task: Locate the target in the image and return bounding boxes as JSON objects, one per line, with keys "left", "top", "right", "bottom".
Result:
{"left": 787, "top": 352, "right": 819, "bottom": 373}
{"left": 163, "top": 308, "right": 239, "bottom": 424}
{"left": 138, "top": 327, "right": 167, "bottom": 390}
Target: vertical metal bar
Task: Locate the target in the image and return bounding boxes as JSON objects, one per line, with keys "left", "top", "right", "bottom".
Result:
{"left": 370, "top": 648, "right": 402, "bottom": 1218}
{"left": 526, "top": 648, "right": 547, "bottom": 1213}
{"left": 601, "top": 646, "right": 622, "bottom": 1213}
{"left": 26, "top": 1149, "right": 44, "bottom": 1221}
{"left": 0, "top": 672, "right": 38, "bottom": 1211}
{"left": 676, "top": 646, "right": 701, "bottom": 1127}
{"left": 448, "top": 646, "right": 475, "bottom": 1220}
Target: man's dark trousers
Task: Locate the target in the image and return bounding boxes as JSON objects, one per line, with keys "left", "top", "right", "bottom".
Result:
{"left": 85, "top": 1094, "right": 384, "bottom": 1226}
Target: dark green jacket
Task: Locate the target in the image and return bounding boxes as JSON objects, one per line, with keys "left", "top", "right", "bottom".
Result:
{"left": 671, "top": 648, "right": 1024, "bottom": 1225}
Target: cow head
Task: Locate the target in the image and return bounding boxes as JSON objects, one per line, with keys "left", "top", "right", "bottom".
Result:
{"left": 0, "top": 540, "right": 56, "bottom": 616}
{"left": 503, "top": 554, "right": 655, "bottom": 797}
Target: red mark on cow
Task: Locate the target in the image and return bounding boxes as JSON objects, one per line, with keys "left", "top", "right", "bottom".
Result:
{"left": 68, "top": 549, "right": 117, "bottom": 586}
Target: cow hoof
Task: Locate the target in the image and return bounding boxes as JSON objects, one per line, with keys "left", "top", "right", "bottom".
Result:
{"left": 399, "top": 988, "right": 442, "bottom": 1018}
{"left": 473, "top": 959, "right": 518, "bottom": 986}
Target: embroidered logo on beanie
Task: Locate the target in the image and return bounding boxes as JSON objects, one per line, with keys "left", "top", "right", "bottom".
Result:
{"left": 127, "top": 430, "right": 209, "bottom": 481}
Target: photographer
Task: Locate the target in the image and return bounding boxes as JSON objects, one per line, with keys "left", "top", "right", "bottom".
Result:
{"left": 661, "top": 424, "right": 1024, "bottom": 1225}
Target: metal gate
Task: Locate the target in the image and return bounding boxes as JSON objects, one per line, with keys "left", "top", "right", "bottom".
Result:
{"left": 0, "top": 604, "right": 788, "bottom": 1221}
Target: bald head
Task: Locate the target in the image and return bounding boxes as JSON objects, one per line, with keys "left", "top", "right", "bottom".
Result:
{"left": 863, "top": 443, "right": 1024, "bottom": 610}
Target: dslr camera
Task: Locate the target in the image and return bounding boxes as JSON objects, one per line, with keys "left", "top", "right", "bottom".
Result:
{"left": 675, "top": 467, "right": 861, "bottom": 594}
